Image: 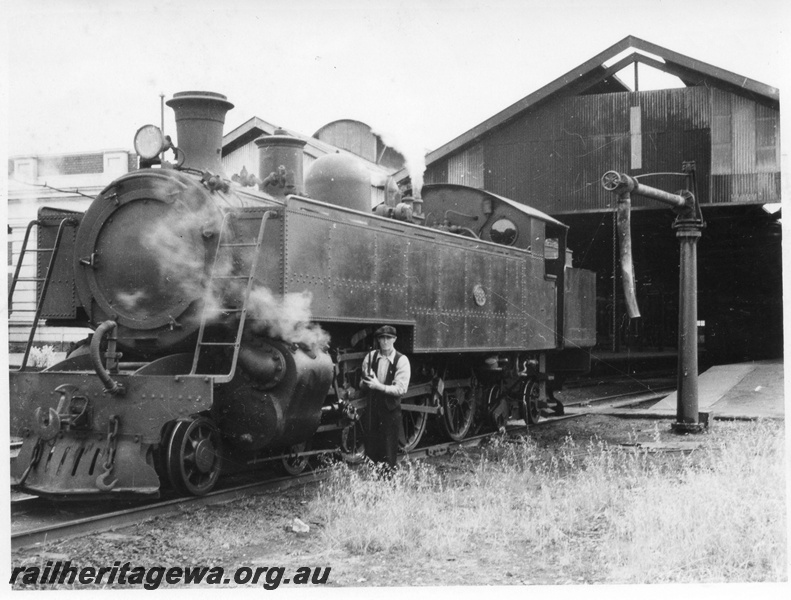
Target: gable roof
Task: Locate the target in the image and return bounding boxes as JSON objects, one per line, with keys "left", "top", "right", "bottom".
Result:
{"left": 222, "top": 116, "right": 281, "bottom": 155}
{"left": 403, "top": 35, "right": 779, "bottom": 180}
{"left": 222, "top": 116, "right": 396, "bottom": 178}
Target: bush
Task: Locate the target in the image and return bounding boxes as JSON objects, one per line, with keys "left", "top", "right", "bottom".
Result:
{"left": 28, "top": 345, "right": 58, "bottom": 369}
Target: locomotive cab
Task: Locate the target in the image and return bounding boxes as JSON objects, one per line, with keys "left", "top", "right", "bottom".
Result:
{"left": 420, "top": 183, "right": 595, "bottom": 352}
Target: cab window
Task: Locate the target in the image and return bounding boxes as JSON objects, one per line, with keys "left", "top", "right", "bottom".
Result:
{"left": 490, "top": 218, "right": 518, "bottom": 246}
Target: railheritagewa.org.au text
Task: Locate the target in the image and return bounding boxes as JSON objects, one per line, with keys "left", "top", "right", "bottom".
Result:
{"left": 11, "top": 560, "right": 331, "bottom": 590}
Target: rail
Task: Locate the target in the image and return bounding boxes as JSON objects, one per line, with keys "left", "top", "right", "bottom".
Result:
{"left": 10, "top": 385, "right": 674, "bottom": 550}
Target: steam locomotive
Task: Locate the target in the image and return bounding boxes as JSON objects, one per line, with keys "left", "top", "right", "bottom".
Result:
{"left": 9, "top": 91, "right": 595, "bottom": 498}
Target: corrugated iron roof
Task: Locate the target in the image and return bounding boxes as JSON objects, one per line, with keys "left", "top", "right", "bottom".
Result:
{"left": 395, "top": 35, "right": 779, "bottom": 182}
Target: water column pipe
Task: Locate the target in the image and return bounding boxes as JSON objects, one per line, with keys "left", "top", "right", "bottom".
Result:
{"left": 601, "top": 164, "right": 706, "bottom": 433}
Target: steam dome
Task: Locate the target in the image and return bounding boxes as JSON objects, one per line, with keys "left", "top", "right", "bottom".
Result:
{"left": 304, "top": 153, "right": 371, "bottom": 212}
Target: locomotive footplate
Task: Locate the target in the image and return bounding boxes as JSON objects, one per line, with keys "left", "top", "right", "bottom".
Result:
{"left": 10, "top": 370, "right": 213, "bottom": 497}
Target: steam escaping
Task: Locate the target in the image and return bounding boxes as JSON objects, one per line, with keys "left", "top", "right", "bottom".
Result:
{"left": 371, "top": 127, "right": 428, "bottom": 197}
{"left": 138, "top": 183, "right": 231, "bottom": 310}
{"left": 105, "top": 178, "right": 235, "bottom": 322}
{"left": 111, "top": 176, "right": 330, "bottom": 352}
{"left": 115, "top": 289, "right": 148, "bottom": 314}
{"left": 246, "top": 287, "right": 330, "bottom": 351}
{"left": 141, "top": 212, "right": 331, "bottom": 351}
{"left": 137, "top": 205, "right": 331, "bottom": 351}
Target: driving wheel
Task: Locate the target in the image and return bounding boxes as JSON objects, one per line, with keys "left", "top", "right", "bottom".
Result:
{"left": 519, "top": 378, "right": 541, "bottom": 425}
{"left": 441, "top": 387, "right": 475, "bottom": 441}
{"left": 165, "top": 416, "right": 222, "bottom": 495}
{"left": 486, "top": 385, "right": 508, "bottom": 431}
{"left": 400, "top": 395, "right": 428, "bottom": 452}
{"left": 280, "top": 442, "right": 311, "bottom": 476}
{"left": 340, "top": 419, "right": 365, "bottom": 464}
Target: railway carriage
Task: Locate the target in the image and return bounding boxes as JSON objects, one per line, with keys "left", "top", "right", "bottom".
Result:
{"left": 9, "top": 91, "right": 595, "bottom": 498}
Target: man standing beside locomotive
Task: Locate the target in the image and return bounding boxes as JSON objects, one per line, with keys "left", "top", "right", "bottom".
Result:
{"left": 360, "top": 326, "right": 411, "bottom": 475}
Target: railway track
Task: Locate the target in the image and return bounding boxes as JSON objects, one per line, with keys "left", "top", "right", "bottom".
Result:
{"left": 563, "top": 385, "right": 675, "bottom": 410}
{"left": 11, "top": 469, "right": 327, "bottom": 551}
{"left": 10, "top": 430, "right": 496, "bottom": 551}
{"left": 11, "top": 384, "right": 674, "bottom": 551}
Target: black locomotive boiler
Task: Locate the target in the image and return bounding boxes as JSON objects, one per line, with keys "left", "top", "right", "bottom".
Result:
{"left": 9, "top": 91, "right": 596, "bottom": 498}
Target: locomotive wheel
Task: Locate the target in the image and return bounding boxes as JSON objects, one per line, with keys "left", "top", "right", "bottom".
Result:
{"left": 486, "top": 385, "right": 507, "bottom": 431}
{"left": 165, "top": 416, "right": 222, "bottom": 496}
{"left": 340, "top": 420, "right": 365, "bottom": 464}
{"left": 400, "top": 396, "right": 428, "bottom": 452}
{"left": 279, "top": 442, "right": 311, "bottom": 476}
{"left": 441, "top": 387, "right": 475, "bottom": 441}
{"left": 471, "top": 386, "right": 490, "bottom": 434}
{"left": 519, "top": 379, "right": 541, "bottom": 425}
{"left": 154, "top": 421, "right": 177, "bottom": 490}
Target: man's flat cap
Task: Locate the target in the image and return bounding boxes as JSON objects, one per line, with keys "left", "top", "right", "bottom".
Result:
{"left": 374, "top": 325, "right": 397, "bottom": 338}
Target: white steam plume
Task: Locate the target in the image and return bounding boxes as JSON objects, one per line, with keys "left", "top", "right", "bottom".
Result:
{"left": 139, "top": 192, "right": 232, "bottom": 316}
{"left": 371, "top": 126, "right": 428, "bottom": 197}
{"left": 246, "top": 287, "right": 330, "bottom": 351}
{"left": 120, "top": 181, "right": 330, "bottom": 351}
{"left": 115, "top": 289, "right": 148, "bottom": 314}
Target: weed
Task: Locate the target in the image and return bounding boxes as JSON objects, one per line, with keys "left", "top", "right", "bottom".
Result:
{"left": 28, "top": 345, "right": 58, "bottom": 368}
{"left": 307, "top": 419, "right": 786, "bottom": 583}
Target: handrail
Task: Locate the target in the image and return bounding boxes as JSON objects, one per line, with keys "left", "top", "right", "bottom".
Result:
{"left": 190, "top": 210, "right": 274, "bottom": 382}
{"left": 7, "top": 220, "right": 40, "bottom": 309}
{"left": 13, "top": 217, "right": 79, "bottom": 371}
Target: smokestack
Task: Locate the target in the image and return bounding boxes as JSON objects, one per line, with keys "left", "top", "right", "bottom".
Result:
{"left": 166, "top": 91, "right": 234, "bottom": 176}
{"left": 255, "top": 129, "right": 307, "bottom": 199}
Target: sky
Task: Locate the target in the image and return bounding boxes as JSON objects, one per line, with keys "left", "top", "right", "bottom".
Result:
{"left": 2, "top": 0, "right": 789, "bottom": 165}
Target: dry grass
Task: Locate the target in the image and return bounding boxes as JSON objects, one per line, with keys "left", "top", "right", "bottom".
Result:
{"left": 28, "top": 344, "right": 58, "bottom": 368}
{"left": 308, "top": 420, "right": 787, "bottom": 583}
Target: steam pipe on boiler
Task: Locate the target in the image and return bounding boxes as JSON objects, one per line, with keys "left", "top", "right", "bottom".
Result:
{"left": 91, "top": 321, "right": 125, "bottom": 396}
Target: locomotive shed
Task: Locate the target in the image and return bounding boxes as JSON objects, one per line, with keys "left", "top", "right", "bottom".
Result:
{"left": 394, "top": 35, "right": 782, "bottom": 367}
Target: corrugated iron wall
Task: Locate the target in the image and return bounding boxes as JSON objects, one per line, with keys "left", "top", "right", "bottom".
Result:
{"left": 447, "top": 143, "right": 484, "bottom": 188}
{"left": 424, "top": 86, "right": 780, "bottom": 213}
{"left": 314, "top": 121, "right": 378, "bottom": 162}
{"left": 710, "top": 89, "right": 781, "bottom": 203}
{"left": 424, "top": 161, "right": 447, "bottom": 185}
{"left": 222, "top": 141, "right": 259, "bottom": 179}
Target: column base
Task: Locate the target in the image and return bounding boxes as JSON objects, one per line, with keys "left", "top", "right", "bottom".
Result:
{"left": 671, "top": 411, "right": 711, "bottom": 434}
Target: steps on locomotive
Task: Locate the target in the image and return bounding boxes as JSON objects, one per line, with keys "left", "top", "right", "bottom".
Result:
{"left": 190, "top": 210, "right": 271, "bottom": 380}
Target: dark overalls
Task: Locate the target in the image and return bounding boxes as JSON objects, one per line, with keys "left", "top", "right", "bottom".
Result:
{"left": 363, "top": 350, "right": 405, "bottom": 470}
